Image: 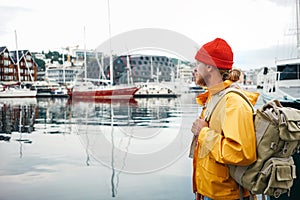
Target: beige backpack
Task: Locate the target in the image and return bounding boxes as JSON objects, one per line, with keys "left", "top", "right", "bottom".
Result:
{"left": 205, "top": 87, "right": 300, "bottom": 199}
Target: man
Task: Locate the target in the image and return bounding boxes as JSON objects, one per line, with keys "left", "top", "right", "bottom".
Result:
{"left": 191, "top": 38, "right": 259, "bottom": 200}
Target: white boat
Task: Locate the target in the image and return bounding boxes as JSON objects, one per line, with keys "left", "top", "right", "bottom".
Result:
{"left": 188, "top": 81, "right": 206, "bottom": 93}
{"left": 50, "top": 84, "right": 69, "bottom": 97}
{"left": 261, "top": 59, "right": 300, "bottom": 109}
{"left": 134, "top": 82, "right": 180, "bottom": 98}
{"left": 0, "top": 82, "right": 37, "bottom": 98}
{"left": 261, "top": 1, "right": 300, "bottom": 109}
{"left": 32, "top": 81, "right": 69, "bottom": 97}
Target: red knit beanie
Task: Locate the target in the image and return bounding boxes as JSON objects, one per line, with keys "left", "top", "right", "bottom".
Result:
{"left": 195, "top": 38, "right": 233, "bottom": 70}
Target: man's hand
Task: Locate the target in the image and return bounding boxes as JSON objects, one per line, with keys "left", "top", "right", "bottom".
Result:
{"left": 191, "top": 118, "right": 208, "bottom": 136}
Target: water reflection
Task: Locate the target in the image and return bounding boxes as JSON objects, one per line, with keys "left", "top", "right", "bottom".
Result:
{"left": 0, "top": 98, "right": 37, "bottom": 144}
{"left": 0, "top": 97, "right": 189, "bottom": 146}
{"left": 35, "top": 98, "right": 72, "bottom": 134}
{"left": 70, "top": 96, "right": 189, "bottom": 198}
{"left": 0, "top": 95, "right": 198, "bottom": 199}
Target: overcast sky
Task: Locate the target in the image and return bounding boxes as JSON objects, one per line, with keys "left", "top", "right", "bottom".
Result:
{"left": 0, "top": 0, "right": 298, "bottom": 69}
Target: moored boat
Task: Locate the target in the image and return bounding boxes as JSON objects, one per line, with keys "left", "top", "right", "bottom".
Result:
{"left": 134, "top": 82, "right": 179, "bottom": 98}
{"left": 0, "top": 82, "right": 37, "bottom": 98}
{"left": 188, "top": 81, "right": 206, "bottom": 93}
{"left": 32, "top": 81, "right": 69, "bottom": 98}
{"left": 71, "top": 81, "right": 139, "bottom": 100}
{"left": 261, "top": 0, "right": 300, "bottom": 110}
{"left": 261, "top": 59, "right": 300, "bottom": 109}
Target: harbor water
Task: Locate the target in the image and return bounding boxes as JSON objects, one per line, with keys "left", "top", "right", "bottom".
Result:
{"left": 0, "top": 93, "right": 208, "bottom": 200}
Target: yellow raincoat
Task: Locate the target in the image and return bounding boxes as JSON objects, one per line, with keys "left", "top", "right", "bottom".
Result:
{"left": 193, "top": 80, "right": 259, "bottom": 199}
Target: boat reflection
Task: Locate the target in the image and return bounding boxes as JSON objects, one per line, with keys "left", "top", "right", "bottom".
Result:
{"left": 35, "top": 98, "right": 72, "bottom": 134}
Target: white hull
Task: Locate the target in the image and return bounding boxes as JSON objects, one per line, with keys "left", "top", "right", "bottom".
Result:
{"left": 0, "top": 89, "right": 37, "bottom": 98}
{"left": 134, "top": 83, "right": 180, "bottom": 98}
{"left": 261, "top": 60, "right": 300, "bottom": 109}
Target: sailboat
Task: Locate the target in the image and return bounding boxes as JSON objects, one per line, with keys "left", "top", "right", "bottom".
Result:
{"left": 70, "top": 52, "right": 139, "bottom": 101}
{"left": 261, "top": 0, "right": 300, "bottom": 109}
{"left": 71, "top": 0, "right": 139, "bottom": 101}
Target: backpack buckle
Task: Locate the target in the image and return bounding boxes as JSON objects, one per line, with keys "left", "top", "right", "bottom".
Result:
{"left": 274, "top": 189, "right": 283, "bottom": 198}
{"left": 270, "top": 142, "right": 278, "bottom": 150}
{"left": 282, "top": 142, "right": 289, "bottom": 155}
{"left": 297, "top": 121, "right": 300, "bottom": 129}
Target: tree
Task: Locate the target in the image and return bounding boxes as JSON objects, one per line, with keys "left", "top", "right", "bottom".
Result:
{"left": 34, "top": 58, "right": 46, "bottom": 71}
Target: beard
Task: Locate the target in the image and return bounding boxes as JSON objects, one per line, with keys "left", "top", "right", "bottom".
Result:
{"left": 195, "top": 74, "right": 207, "bottom": 87}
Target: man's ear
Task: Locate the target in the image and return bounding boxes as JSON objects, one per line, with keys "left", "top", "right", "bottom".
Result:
{"left": 206, "top": 65, "right": 213, "bottom": 72}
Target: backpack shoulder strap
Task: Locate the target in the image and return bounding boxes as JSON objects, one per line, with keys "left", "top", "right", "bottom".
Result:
{"left": 204, "top": 87, "right": 254, "bottom": 122}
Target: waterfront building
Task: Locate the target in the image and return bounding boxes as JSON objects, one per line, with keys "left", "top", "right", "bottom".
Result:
{"left": 178, "top": 63, "right": 194, "bottom": 82}
{"left": 46, "top": 65, "right": 82, "bottom": 86}
{"left": 0, "top": 46, "right": 37, "bottom": 82}
{"left": 109, "top": 55, "right": 178, "bottom": 84}
{"left": 0, "top": 47, "right": 16, "bottom": 81}
{"left": 9, "top": 50, "right": 37, "bottom": 82}
{"left": 75, "top": 53, "right": 180, "bottom": 84}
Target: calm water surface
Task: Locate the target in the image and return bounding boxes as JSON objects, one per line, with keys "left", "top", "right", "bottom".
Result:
{"left": 0, "top": 93, "right": 210, "bottom": 200}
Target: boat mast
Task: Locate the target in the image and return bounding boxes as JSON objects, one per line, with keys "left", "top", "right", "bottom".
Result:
{"left": 296, "top": 0, "right": 300, "bottom": 57}
{"left": 15, "top": 30, "right": 21, "bottom": 82}
{"left": 150, "top": 56, "right": 153, "bottom": 79}
{"left": 126, "top": 55, "right": 133, "bottom": 85}
{"left": 177, "top": 59, "right": 180, "bottom": 79}
{"left": 107, "top": 0, "right": 113, "bottom": 85}
{"left": 24, "top": 57, "right": 34, "bottom": 82}
{"left": 62, "top": 49, "right": 65, "bottom": 84}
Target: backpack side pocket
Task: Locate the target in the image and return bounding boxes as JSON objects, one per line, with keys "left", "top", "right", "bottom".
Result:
{"left": 251, "top": 157, "right": 296, "bottom": 198}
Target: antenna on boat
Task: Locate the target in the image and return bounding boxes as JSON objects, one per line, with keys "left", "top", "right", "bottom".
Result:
{"left": 84, "top": 26, "right": 87, "bottom": 82}
{"left": 14, "top": 30, "right": 21, "bottom": 82}
{"left": 107, "top": 0, "right": 113, "bottom": 85}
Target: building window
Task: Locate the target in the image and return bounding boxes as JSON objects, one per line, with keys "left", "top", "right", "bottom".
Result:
{"left": 27, "top": 62, "right": 32, "bottom": 67}
{"left": 26, "top": 55, "right": 31, "bottom": 61}
{"left": 4, "top": 60, "right": 10, "bottom": 66}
